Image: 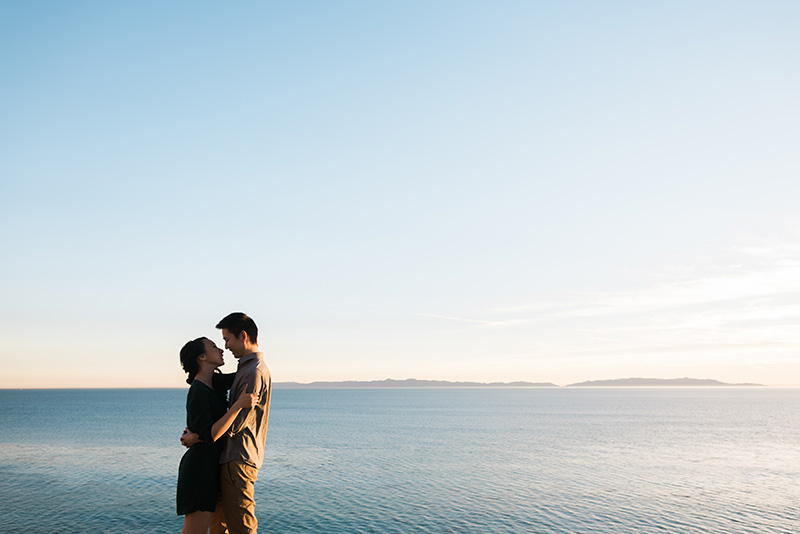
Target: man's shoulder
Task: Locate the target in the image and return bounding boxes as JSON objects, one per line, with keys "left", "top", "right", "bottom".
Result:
{"left": 239, "top": 354, "right": 269, "bottom": 376}
{"left": 255, "top": 357, "right": 271, "bottom": 380}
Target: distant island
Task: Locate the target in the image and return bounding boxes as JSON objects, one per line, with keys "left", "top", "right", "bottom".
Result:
{"left": 566, "top": 378, "right": 763, "bottom": 387}
{"left": 274, "top": 377, "right": 763, "bottom": 389}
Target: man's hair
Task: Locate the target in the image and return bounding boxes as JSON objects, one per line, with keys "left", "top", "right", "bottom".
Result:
{"left": 216, "top": 312, "right": 258, "bottom": 344}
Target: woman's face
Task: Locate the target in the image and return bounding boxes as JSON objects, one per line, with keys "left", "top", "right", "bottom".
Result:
{"left": 202, "top": 338, "right": 225, "bottom": 367}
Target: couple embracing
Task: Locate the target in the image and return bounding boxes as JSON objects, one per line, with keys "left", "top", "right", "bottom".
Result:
{"left": 177, "top": 312, "right": 272, "bottom": 534}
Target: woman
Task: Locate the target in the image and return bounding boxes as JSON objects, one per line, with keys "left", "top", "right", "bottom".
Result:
{"left": 177, "top": 337, "right": 258, "bottom": 534}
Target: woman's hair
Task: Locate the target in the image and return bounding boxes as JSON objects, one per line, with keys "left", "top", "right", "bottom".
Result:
{"left": 179, "top": 337, "right": 208, "bottom": 385}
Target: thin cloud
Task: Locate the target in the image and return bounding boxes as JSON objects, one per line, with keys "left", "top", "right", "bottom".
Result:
{"left": 416, "top": 313, "right": 540, "bottom": 328}
{"left": 419, "top": 247, "right": 800, "bottom": 366}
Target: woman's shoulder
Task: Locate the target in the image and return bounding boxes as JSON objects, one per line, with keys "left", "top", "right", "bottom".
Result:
{"left": 188, "top": 379, "right": 215, "bottom": 396}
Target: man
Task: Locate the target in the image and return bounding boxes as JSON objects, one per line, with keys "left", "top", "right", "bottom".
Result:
{"left": 182, "top": 312, "right": 272, "bottom": 534}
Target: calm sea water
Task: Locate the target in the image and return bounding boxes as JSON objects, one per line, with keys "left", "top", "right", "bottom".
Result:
{"left": 0, "top": 388, "right": 797, "bottom": 533}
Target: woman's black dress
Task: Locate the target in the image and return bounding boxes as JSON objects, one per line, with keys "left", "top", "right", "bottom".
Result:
{"left": 176, "top": 379, "right": 228, "bottom": 515}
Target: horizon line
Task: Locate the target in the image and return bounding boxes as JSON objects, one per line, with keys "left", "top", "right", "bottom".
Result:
{"left": 1, "top": 376, "right": 789, "bottom": 389}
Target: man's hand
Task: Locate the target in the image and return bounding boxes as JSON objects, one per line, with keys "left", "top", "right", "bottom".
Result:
{"left": 180, "top": 428, "right": 201, "bottom": 448}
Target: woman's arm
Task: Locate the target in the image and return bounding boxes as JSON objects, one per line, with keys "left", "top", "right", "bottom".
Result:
{"left": 225, "top": 373, "right": 265, "bottom": 437}
{"left": 214, "top": 372, "right": 236, "bottom": 392}
{"left": 210, "top": 384, "right": 259, "bottom": 443}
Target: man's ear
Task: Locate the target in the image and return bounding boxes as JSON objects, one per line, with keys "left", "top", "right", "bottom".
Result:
{"left": 239, "top": 331, "right": 249, "bottom": 344}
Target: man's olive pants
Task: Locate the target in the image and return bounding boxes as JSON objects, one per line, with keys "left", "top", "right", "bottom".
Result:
{"left": 210, "top": 461, "right": 259, "bottom": 534}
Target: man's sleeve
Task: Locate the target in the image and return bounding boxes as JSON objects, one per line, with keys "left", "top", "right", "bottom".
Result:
{"left": 226, "top": 370, "right": 263, "bottom": 437}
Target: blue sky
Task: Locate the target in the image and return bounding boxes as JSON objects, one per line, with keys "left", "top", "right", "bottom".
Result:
{"left": 2, "top": 1, "right": 799, "bottom": 387}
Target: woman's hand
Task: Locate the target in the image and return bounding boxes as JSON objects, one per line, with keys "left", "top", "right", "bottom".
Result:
{"left": 210, "top": 383, "right": 260, "bottom": 443}
{"left": 233, "top": 384, "right": 259, "bottom": 410}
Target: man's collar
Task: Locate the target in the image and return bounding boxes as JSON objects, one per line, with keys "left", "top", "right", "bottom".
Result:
{"left": 237, "top": 352, "right": 261, "bottom": 366}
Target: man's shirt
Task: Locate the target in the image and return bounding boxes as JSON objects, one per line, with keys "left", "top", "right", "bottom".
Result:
{"left": 220, "top": 352, "right": 272, "bottom": 469}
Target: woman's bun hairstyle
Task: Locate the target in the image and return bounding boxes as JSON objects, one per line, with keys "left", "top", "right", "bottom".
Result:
{"left": 179, "top": 337, "right": 207, "bottom": 385}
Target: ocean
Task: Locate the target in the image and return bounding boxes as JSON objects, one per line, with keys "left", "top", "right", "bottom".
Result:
{"left": 0, "top": 388, "right": 797, "bottom": 533}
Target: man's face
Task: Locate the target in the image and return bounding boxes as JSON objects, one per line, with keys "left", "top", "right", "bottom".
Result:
{"left": 221, "top": 328, "right": 246, "bottom": 358}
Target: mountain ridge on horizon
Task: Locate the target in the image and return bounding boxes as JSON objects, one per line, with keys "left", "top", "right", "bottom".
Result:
{"left": 274, "top": 377, "right": 765, "bottom": 388}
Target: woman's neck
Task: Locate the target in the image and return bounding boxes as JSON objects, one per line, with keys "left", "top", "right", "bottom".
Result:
{"left": 195, "top": 366, "right": 214, "bottom": 387}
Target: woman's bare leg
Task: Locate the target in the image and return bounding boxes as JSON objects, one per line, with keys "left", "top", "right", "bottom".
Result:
{"left": 182, "top": 510, "right": 214, "bottom": 534}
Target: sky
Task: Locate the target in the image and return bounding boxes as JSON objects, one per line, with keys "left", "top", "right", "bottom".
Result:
{"left": 1, "top": 1, "right": 799, "bottom": 388}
